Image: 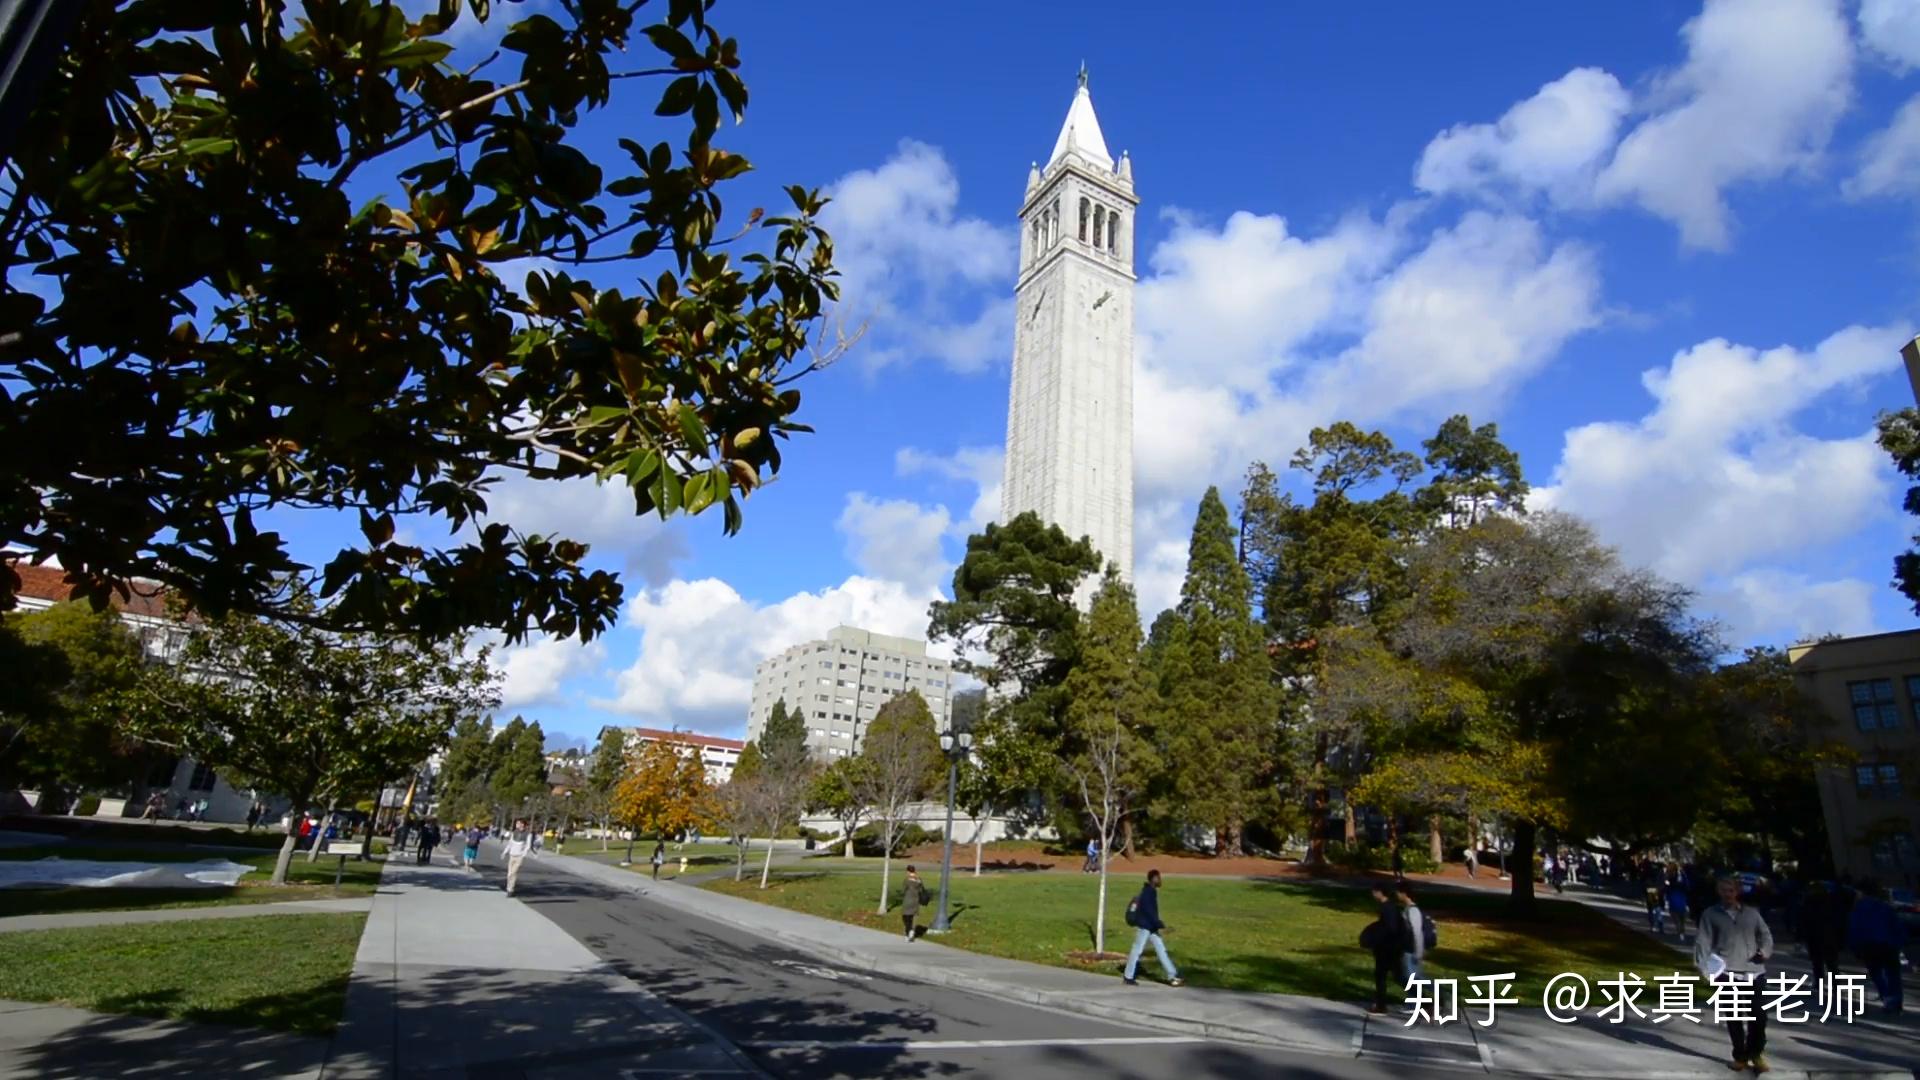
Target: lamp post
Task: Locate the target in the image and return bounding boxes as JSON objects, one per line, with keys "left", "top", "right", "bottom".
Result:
{"left": 930, "top": 725, "right": 973, "bottom": 934}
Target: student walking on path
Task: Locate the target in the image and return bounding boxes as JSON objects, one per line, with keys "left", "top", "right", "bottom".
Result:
{"left": 1122, "top": 870, "right": 1182, "bottom": 988}
{"left": 1365, "top": 884, "right": 1410, "bottom": 1014}
{"left": 503, "top": 819, "right": 537, "bottom": 896}
{"left": 461, "top": 824, "right": 482, "bottom": 869}
{"left": 1847, "top": 882, "right": 1908, "bottom": 1016}
{"left": 1396, "top": 883, "right": 1427, "bottom": 986}
{"left": 900, "top": 866, "right": 930, "bottom": 941}
{"left": 1694, "top": 873, "right": 1774, "bottom": 1074}
{"left": 415, "top": 819, "right": 440, "bottom": 866}
{"left": 650, "top": 839, "right": 666, "bottom": 880}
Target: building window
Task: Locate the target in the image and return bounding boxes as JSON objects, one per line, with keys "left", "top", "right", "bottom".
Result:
{"left": 188, "top": 762, "right": 217, "bottom": 792}
{"left": 1879, "top": 763, "right": 1903, "bottom": 799}
{"left": 815, "top": 711, "right": 827, "bottom": 719}
{"left": 1093, "top": 204, "right": 1105, "bottom": 248}
{"left": 815, "top": 694, "right": 829, "bottom": 702}
{"left": 1849, "top": 679, "right": 1900, "bottom": 730}
{"left": 1857, "top": 762, "right": 1904, "bottom": 799}
{"left": 146, "top": 756, "right": 181, "bottom": 788}
{"left": 1870, "top": 831, "right": 1916, "bottom": 876}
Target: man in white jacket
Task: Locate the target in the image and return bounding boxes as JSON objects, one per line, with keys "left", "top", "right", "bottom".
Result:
{"left": 504, "top": 819, "right": 537, "bottom": 897}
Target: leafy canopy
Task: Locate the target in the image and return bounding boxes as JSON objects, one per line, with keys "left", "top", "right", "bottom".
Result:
{"left": 1, "top": 0, "right": 840, "bottom": 643}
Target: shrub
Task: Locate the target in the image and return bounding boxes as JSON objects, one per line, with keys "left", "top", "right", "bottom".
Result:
{"left": 1325, "top": 843, "right": 1439, "bottom": 875}
{"left": 850, "top": 823, "right": 939, "bottom": 857}
{"left": 72, "top": 796, "right": 101, "bottom": 817}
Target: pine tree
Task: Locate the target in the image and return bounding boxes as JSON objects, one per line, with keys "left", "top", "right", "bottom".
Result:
{"left": 492, "top": 720, "right": 549, "bottom": 814}
{"left": 1161, "top": 487, "right": 1273, "bottom": 855}
{"left": 759, "top": 697, "right": 808, "bottom": 761}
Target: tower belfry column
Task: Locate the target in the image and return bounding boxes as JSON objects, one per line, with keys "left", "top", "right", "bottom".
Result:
{"left": 1001, "top": 69, "right": 1137, "bottom": 594}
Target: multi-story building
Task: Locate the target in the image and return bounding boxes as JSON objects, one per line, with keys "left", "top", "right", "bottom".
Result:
{"left": 600, "top": 726, "right": 745, "bottom": 785}
{"left": 746, "top": 626, "right": 954, "bottom": 759}
{"left": 1789, "top": 630, "right": 1920, "bottom": 886}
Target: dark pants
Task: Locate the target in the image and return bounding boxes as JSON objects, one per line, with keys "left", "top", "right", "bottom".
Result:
{"left": 1372, "top": 950, "right": 1398, "bottom": 1009}
{"left": 1863, "top": 945, "right": 1905, "bottom": 1009}
{"left": 1807, "top": 939, "right": 1838, "bottom": 982}
{"left": 1727, "top": 1008, "right": 1766, "bottom": 1061}
{"left": 903, "top": 913, "right": 916, "bottom": 939}
{"left": 416, "top": 844, "right": 433, "bottom": 865}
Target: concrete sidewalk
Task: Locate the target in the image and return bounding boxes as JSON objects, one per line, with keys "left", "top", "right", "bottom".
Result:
{"left": 320, "top": 849, "right": 762, "bottom": 1078}
{"left": 543, "top": 852, "right": 1918, "bottom": 1078}
{"left": 0, "top": 897, "right": 372, "bottom": 934}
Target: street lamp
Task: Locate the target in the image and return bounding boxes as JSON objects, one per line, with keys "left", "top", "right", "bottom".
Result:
{"left": 929, "top": 725, "right": 973, "bottom": 934}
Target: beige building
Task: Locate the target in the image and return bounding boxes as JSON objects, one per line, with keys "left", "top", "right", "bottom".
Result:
{"left": 747, "top": 626, "right": 954, "bottom": 759}
{"left": 1789, "top": 630, "right": 1920, "bottom": 886}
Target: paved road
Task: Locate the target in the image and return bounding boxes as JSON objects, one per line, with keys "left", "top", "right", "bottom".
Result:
{"left": 500, "top": 856, "right": 1445, "bottom": 1080}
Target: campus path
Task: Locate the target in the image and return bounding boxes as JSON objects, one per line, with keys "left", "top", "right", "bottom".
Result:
{"left": 318, "top": 850, "right": 760, "bottom": 1078}
{"left": 0, "top": 896, "right": 373, "bottom": 934}
{"left": 0, "top": 999, "right": 329, "bottom": 1080}
{"left": 535, "top": 851, "right": 1919, "bottom": 1078}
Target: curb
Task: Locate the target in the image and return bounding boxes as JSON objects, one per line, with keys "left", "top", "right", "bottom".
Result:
{"left": 542, "top": 855, "right": 1918, "bottom": 1078}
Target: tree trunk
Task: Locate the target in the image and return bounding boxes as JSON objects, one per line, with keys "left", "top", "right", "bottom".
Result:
{"left": 1429, "top": 815, "right": 1444, "bottom": 865}
{"left": 305, "top": 799, "right": 336, "bottom": 863}
{"left": 1094, "top": 845, "right": 1110, "bottom": 954}
{"left": 759, "top": 832, "right": 777, "bottom": 889}
{"left": 1306, "top": 785, "right": 1329, "bottom": 865}
{"left": 1121, "top": 816, "right": 1135, "bottom": 861}
{"left": 1508, "top": 820, "right": 1538, "bottom": 916}
{"left": 1343, "top": 804, "right": 1357, "bottom": 845}
{"left": 844, "top": 816, "right": 858, "bottom": 859}
{"left": 600, "top": 816, "right": 609, "bottom": 852}
{"left": 624, "top": 831, "right": 637, "bottom": 865}
{"left": 734, "top": 838, "right": 746, "bottom": 882}
{"left": 270, "top": 829, "right": 300, "bottom": 886}
{"left": 877, "top": 826, "right": 893, "bottom": 915}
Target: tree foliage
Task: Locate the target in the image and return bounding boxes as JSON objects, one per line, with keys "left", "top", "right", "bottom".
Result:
{"left": 855, "top": 689, "right": 939, "bottom": 914}
{"left": 1876, "top": 407, "right": 1920, "bottom": 613}
{"left": 0, "top": 601, "right": 150, "bottom": 792}
{"left": 611, "top": 736, "right": 710, "bottom": 842}
{"left": 1, "top": 0, "right": 841, "bottom": 644}
{"left": 491, "top": 717, "right": 549, "bottom": 810}
{"left": 120, "top": 598, "right": 500, "bottom": 883}
{"left": 758, "top": 696, "right": 806, "bottom": 761}
{"left": 1063, "top": 569, "right": 1159, "bottom": 952}
{"left": 808, "top": 753, "right": 871, "bottom": 857}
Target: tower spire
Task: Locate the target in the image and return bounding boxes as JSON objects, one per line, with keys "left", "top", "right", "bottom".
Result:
{"left": 1047, "top": 66, "right": 1113, "bottom": 171}
{"left": 1078, "top": 61, "right": 1088, "bottom": 89}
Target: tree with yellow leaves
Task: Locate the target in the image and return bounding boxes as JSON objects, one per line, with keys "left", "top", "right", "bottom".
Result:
{"left": 612, "top": 738, "right": 714, "bottom": 866}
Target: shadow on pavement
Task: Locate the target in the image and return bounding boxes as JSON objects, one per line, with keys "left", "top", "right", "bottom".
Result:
{"left": 0, "top": 1002, "right": 328, "bottom": 1080}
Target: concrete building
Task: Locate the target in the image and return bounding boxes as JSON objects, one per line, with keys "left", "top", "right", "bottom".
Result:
{"left": 1002, "top": 67, "right": 1136, "bottom": 590}
{"left": 747, "top": 626, "right": 954, "bottom": 759}
{"left": 602, "top": 726, "right": 745, "bottom": 785}
{"left": 8, "top": 562, "right": 277, "bottom": 825}
{"left": 1789, "top": 630, "right": 1920, "bottom": 886}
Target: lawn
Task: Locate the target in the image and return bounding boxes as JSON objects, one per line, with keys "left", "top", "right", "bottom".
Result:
{"left": 569, "top": 843, "right": 750, "bottom": 880}
{"left": 0, "top": 816, "right": 288, "bottom": 850}
{"left": 704, "top": 870, "right": 1696, "bottom": 1005}
{"left": 0, "top": 842, "right": 384, "bottom": 918}
{"left": 0, "top": 912, "right": 366, "bottom": 1036}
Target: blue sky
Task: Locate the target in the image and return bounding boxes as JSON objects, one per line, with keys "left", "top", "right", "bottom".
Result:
{"left": 33, "top": 0, "right": 1920, "bottom": 749}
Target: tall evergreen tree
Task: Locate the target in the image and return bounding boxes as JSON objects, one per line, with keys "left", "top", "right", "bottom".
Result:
{"left": 439, "top": 715, "right": 496, "bottom": 798}
{"left": 1160, "top": 487, "right": 1274, "bottom": 855}
{"left": 759, "top": 698, "right": 808, "bottom": 761}
{"left": 492, "top": 719, "right": 549, "bottom": 813}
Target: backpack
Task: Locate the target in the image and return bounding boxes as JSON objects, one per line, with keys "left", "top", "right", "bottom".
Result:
{"left": 1359, "top": 919, "right": 1382, "bottom": 951}
{"left": 1420, "top": 911, "right": 1438, "bottom": 952}
{"left": 918, "top": 882, "right": 932, "bottom": 906}
{"left": 1124, "top": 897, "right": 1140, "bottom": 928}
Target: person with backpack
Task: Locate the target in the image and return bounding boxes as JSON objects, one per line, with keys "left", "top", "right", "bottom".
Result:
{"left": 1396, "top": 883, "right": 1432, "bottom": 985}
{"left": 901, "top": 866, "right": 931, "bottom": 941}
{"left": 1364, "top": 884, "right": 1411, "bottom": 1014}
{"left": 1122, "top": 870, "right": 1183, "bottom": 987}
{"left": 461, "top": 823, "right": 482, "bottom": 869}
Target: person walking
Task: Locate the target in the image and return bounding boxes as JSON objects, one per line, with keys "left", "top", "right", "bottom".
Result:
{"left": 1646, "top": 878, "right": 1667, "bottom": 933}
{"left": 1123, "top": 870, "right": 1183, "bottom": 988}
{"left": 1464, "top": 843, "right": 1479, "bottom": 879}
{"left": 416, "top": 819, "right": 440, "bottom": 866}
{"left": 650, "top": 839, "right": 666, "bottom": 880}
{"left": 1365, "top": 883, "right": 1411, "bottom": 1014}
{"left": 245, "top": 802, "right": 262, "bottom": 832}
{"left": 1846, "top": 882, "right": 1908, "bottom": 1016}
{"left": 461, "top": 824, "right": 482, "bottom": 869}
{"left": 1390, "top": 846, "right": 1405, "bottom": 883}
{"left": 1083, "top": 837, "right": 1100, "bottom": 874}
{"left": 1666, "top": 872, "right": 1692, "bottom": 938}
{"left": 1396, "top": 883, "right": 1428, "bottom": 986}
{"left": 901, "top": 865, "right": 930, "bottom": 941}
{"left": 1796, "top": 882, "right": 1844, "bottom": 983}
{"left": 1694, "top": 873, "right": 1774, "bottom": 1074}
{"left": 503, "top": 819, "right": 536, "bottom": 896}
{"left": 555, "top": 827, "right": 569, "bottom": 855}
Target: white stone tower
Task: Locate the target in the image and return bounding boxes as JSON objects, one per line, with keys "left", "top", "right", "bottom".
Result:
{"left": 1002, "top": 66, "right": 1136, "bottom": 588}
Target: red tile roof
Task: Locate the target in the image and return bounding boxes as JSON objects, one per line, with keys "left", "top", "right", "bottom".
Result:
{"left": 8, "top": 561, "right": 177, "bottom": 620}
{"left": 631, "top": 727, "right": 745, "bottom": 752}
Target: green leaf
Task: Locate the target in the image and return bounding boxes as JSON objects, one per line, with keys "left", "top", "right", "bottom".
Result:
{"left": 656, "top": 76, "right": 698, "bottom": 117}
{"left": 675, "top": 402, "right": 708, "bottom": 448}
{"left": 644, "top": 25, "right": 699, "bottom": 60}
{"left": 178, "top": 137, "right": 235, "bottom": 157}
{"left": 382, "top": 40, "right": 454, "bottom": 69}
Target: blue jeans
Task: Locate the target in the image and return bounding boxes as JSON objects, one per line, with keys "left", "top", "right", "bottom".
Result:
{"left": 1402, "top": 953, "right": 1422, "bottom": 985}
{"left": 1125, "top": 928, "right": 1177, "bottom": 981}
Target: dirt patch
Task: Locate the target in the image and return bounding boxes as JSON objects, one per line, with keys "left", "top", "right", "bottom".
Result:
{"left": 1064, "top": 950, "right": 1128, "bottom": 964}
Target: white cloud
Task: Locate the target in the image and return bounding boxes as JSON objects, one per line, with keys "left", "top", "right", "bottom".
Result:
{"left": 1416, "top": 68, "right": 1631, "bottom": 206}
{"left": 1845, "top": 94, "right": 1920, "bottom": 199}
{"left": 1593, "top": 0, "right": 1853, "bottom": 250}
{"left": 491, "top": 634, "right": 607, "bottom": 710}
{"left": 1705, "top": 570, "right": 1881, "bottom": 647}
{"left": 1535, "top": 324, "right": 1905, "bottom": 598}
{"left": 476, "top": 472, "right": 689, "bottom": 585}
{"left": 895, "top": 445, "right": 1004, "bottom": 534}
{"left": 1861, "top": 0, "right": 1920, "bottom": 70}
{"left": 836, "top": 494, "right": 952, "bottom": 592}
{"left": 596, "top": 575, "right": 946, "bottom": 733}
{"left": 821, "top": 140, "right": 1018, "bottom": 373}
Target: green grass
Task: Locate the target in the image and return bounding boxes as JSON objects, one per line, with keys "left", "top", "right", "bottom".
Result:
{"left": 0, "top": 842, "right": 383, "bottom": 918}
{"left": 0, "top": 816, "right": 288, "bottom": 849}
{"left": 0, "top": 912, "right": 366, "bottom": 1036}
{"left": 705, "top": 871, "right": 1694, "bottom": 1005}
